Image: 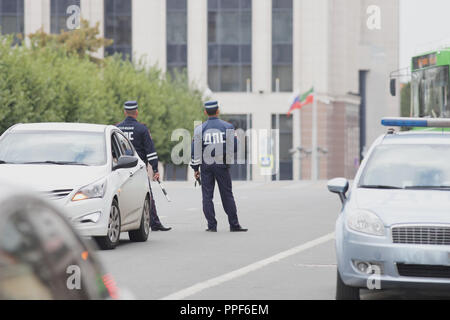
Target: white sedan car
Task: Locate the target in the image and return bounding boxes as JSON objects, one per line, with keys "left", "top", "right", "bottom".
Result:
{"left": 0, "top": 123, "right": 151, "bottom": 250}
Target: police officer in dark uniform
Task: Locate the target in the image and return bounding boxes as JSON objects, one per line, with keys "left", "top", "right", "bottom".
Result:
{"left": 116, "top": 101, "right": 171, "bottom": 232}
{"left": 190, "top": 101, "right": 248, "bottom": 232}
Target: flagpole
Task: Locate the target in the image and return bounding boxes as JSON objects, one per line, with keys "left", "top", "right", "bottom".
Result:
{"left": 311, "top": 88, "right": 318, "bottom": 181}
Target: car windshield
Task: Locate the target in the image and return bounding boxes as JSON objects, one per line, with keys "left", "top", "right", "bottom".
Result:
{"left": 0, "top": 131, "right": 106, "bottom": 166}
{"left": 359, "top": 144, "right": 450, "bottom": 190}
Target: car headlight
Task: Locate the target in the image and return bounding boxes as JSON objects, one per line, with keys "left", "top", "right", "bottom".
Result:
{"left": 72, "top": 179, "right": 107, "bottom": 202}
{"left": 346, "top": 209, "right": 385, "bottom": 236}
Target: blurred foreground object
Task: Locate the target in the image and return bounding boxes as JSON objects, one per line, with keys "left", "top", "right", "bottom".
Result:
{"left": 0, "top": 183, "right": 117, "bottom": 300}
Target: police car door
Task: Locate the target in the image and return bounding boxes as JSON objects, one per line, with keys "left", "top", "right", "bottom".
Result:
{"left": 113, "top": 132, "right": 144, "bottom": 227}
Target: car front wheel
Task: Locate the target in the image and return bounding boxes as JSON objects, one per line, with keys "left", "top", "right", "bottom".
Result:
{"left": 94, "top": 199, "right": 121, "bottom": 250}
{"left": 336, "top": 270, "right": 360, "bottom": 300}
{"left": 129, "top": 196, "right": 151, "bottom": 242}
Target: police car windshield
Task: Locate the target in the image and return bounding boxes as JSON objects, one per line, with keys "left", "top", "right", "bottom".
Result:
{"left": 0, "top": 131, "right": 106, "bottom": 166}
{"left": 359, "top": 144, "right": 450, "bottom": 190}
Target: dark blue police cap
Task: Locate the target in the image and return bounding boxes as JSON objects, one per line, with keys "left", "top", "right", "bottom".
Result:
{"left": 124, "top": 101, "right": 138, "bottom": 110}
{"left": 204, "top": 100, "right": 219, "bottom": 110}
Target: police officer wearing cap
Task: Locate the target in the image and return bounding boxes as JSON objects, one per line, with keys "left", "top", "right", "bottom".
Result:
{"left": 116, "top": 101, "right": 171, "bottom": 232}
{"left": 190, "top": 101, "right": 248, "bottom": 232}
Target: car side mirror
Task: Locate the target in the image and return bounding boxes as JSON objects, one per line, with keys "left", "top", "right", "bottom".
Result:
{"left": 113, "top": 156, "right": 138, "bottom": 171}
{"left": 327, "top": 178, "right": 349, "bottom": 205}
{"left": 390, "top": 78, "right": 396, "bottom": 96}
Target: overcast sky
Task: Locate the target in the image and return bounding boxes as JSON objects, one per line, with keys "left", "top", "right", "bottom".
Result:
{"left": 400, "top": 0, "right": 450, "bottom": 69}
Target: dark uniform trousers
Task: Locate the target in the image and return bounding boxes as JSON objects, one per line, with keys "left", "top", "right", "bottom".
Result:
{"left": 147, "top": 176, "right": 162, "bottom": 228}
{"left": 201, "top": 163, "right": 239, "bottom": 229}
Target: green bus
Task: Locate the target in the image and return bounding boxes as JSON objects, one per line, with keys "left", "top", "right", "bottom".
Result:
{"left": 408, "top": 49, "right": 450, "bottom": 118}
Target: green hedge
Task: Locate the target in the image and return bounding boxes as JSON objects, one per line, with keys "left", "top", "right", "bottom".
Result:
{"left": 0, "top": 35, "right": 204, "bottom": 162}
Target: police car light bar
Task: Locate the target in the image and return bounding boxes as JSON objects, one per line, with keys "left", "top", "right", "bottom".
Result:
{"left": 381, "top": 117, "right": 450, "bottom": 128}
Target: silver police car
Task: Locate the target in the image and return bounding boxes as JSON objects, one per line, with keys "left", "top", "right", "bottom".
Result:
{"left": 328, "top": 117, "right": 450, "bottom": 300}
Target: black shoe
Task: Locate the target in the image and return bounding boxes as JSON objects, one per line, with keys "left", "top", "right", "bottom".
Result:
{"left": 230, "top": 225, "right": 248, "bottom": 232}
{"left": 151, "top": 225, "right": 172, "bottom": 231}
{"left": 205, "top": 228, "right": 217, "bottom": 232}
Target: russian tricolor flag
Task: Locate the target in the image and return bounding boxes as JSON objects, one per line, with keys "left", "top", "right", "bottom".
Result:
{"left": 287, "top": 87, "right": 314, "bottom": 116}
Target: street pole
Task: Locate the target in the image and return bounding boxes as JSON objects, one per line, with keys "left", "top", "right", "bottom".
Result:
{"left": 298, "top": 110, "right": 302, "bottom": 180}
{"left": 276, "top": 113, "right": 280, "bottom": 181}
{"left": 311, "top": 90, "right": 318, "bottom": 181}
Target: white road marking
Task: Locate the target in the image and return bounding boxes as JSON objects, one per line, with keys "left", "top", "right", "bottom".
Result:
{"left": 160, "top": 232, "right": 335, "bottom": 300}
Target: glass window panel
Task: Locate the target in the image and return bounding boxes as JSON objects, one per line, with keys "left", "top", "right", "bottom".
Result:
{"left": 0, "top": 0, "right": 24, "bottom": 35}
{"left": 208, "top": 12, "right": 217, "bottom": 43}
{"left": 104, "top": 0, "right": 132, "bottom": 59}
{"left": 167, "top": 44, "right": 187, "bottom": 64}
{"left": 240, "top": 11, "right": 251, "bottom": 44}
{"left": 208, "top": 66, "right": 220, "bottom": 92}
{"left": 272, "top": 66, "right": 293, "bottom": 92}
{"left": 272, "top": 11, "right": 292, "bottom": 43}
{"left": 167, "top": 12, "right": 187, "bottom": 44}
{"left": 241, "top": 66, "right": 252, "bottom": 91}
{"left": 241, "top": 0, "right": 252, "bottom": 9}
{"left": 221, "top": 66, "right": 241, "bottom": 91}
{"left": 50, "top": 0, "right": 80, "bottom": 34}
{"left": 115, "top": 0, "right": 131, "bottom": 14}
{"left": 273, "top": 0, "right": 293, "bottom": 9}
{"left": 167, "top": 0, "right": 186, "bottom": 10}
{"left": 208, "top": 0, "right": 218, "bottom": 10}
{"left": 208, "top": 45, "right": 219, "bottom": 64}
{"left": 241, "top": 44, "right": 251, "bottom": 63}
{"left": 104, "top": 16, "right": 116, "bottom": 35}
{"left": 217, "top": 12, "right": 240, "bottom": 44}
{"left": 272, "top": 3, "right": 292, "bottom": 92}
{"left": 272, "top": 44, "right": 293, "bottom": 64}
{"left": 220, "top": 45, "right": 239, "bottom": 64}
{"left": 208, "top": 0, "right": 251, "bottom": 92}
{"left": 2, "top": 0, "right": 17, "bottom": 13}
{"left": 220, "top": 0, "right": 239, "bottom": 9}
{"left": 1, "top": 15, "right": 17, "bottom": 34}
{"left": 167, "top": 0, "right": 187, "bottom": 72}
{"left": 116, "top": 16, "right": 131, "bottom": 46}
{"left": 105, "top": 0, "right": 114, "bottom": 13}
{"left": 17, "top": 14, "right": 23, "bottom": 33}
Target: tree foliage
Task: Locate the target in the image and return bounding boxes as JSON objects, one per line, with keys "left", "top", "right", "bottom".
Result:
{"left": 0, "top": 24, "right": 204, "bottom": 162}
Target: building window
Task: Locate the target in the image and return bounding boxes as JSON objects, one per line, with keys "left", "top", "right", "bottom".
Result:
{"left": 104, "top": 0, "right": 132, "bottom": 60}
{"left": 167, "top": 0, "right": 187, "bottom": 77}
{"left": 272, "top": 114, "right": 293, "bottom": 180}
{"left": 0, "top": 0, "right": 24, "bottom": 35}
{"left": 272, "top": 0, "right": 292, "bottom": 92}
{"left": 208, "top": 0, "right": 252, "bottom": 92}
{"left": 50, "top": 0, "right": 80, "bottom": 34}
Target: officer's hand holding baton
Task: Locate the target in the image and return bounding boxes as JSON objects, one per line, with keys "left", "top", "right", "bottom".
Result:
{"left": 194, "top": 171, "right": 201, "bottom": 188}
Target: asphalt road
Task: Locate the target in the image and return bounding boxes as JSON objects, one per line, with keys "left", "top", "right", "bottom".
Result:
{"left": 95, "top": 181, "right": 450, "bottom": 300}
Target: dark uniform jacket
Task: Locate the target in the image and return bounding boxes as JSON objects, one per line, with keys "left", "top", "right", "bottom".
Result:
{"left": 116, "top": 117, "right": 159, "bottom": 173}
{"left": 190, "top": 117, "right": 237, "bottom": 172}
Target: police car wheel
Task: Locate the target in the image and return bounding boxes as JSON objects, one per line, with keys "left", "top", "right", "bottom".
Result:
{"left": 94, "top": 200, "right": 121, "bottom": 250}
{"left": 129, "top": 196, "right": 150, "bottom": 242}
{"left": 336, "top": 270, "right": 360, "bottom": 300}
